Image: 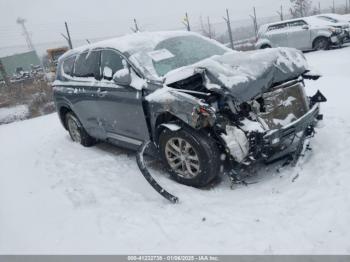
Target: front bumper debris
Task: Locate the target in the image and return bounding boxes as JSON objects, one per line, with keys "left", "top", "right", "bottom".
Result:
{"left": 244, "top": 88, "right": 326, "bottom": 164}
{"left": 264, "top": 103, "right": 319, "bottom": 146}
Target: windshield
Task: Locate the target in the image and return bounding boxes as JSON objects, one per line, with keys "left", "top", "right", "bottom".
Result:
{"left": 129, "top": 35, "right": 228, "bottom": 79}
{"left": 317, "top": 16, "right": 339, "bottom": 23}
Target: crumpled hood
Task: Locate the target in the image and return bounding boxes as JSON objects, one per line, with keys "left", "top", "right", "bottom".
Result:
{"left": 165, "top": 48, "right": 309, "bottom": 103}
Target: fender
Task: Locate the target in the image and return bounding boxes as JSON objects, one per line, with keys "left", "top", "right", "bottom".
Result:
{"left": 53, "top": 93, "right": 75, "bottom": 130}
{"left": 312, "top": 30, "right": 333, "bottom": 42}
{"left": 160, "top": 123, "right": 182, "bottom": 132}
{"left": 255, "top": 38, "right": 272, "bottom": 49}
{"left": 145, "top": 87, "right": 216, "bottom": 141}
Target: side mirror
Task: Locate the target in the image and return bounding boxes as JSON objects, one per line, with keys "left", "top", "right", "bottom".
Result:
{"left": 113, "top": 68, "right": 132, "bottom": 86}
{"left": 302, "top": 25, "right": 309, "bottom": 30}
{"left": 103, "top": 66, "right": 113, "bottom": 79}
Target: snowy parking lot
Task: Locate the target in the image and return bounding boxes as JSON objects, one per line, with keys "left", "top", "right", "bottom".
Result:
{"left": 1, "top": 45, "right": 350, "bottom": 255}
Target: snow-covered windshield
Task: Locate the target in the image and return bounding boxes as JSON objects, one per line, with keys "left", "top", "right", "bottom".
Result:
{"left": 317, "top": 16, "right": 339, "bottom": 23}
{"left": 129, "top": 35, "right": 228, "bottom": 79}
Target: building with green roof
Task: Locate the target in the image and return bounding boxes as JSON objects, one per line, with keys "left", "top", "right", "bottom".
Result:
{"left": 0, "top": 51, "right": 40, "bottom": 81}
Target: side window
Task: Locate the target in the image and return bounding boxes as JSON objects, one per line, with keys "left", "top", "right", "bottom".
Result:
{"left": 267, "top": 23, "right": 287, "bottom": 32}
{"left": 288, "top": 20, "right": 307, "bottom": 28}
{"left": 73, "top": 50, "right": 101, "bottom": 79}
{"left": 100, "top": 50, "right": 124, "bottom": 80}
{"left": 62, "top": 56, "right": 76, "bottom": 76}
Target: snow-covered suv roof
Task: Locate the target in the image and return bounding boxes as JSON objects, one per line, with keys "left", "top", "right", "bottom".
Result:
{"left": 60, "top": 31, "right": 205, "bottom": 60}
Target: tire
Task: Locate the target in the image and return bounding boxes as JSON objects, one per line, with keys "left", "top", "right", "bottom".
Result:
{"left": 159, "top": 127, "right": 222, "bottom": 188}
{"left": 313, "top": 37, "right": 330, "bottom": 51}
{"left": 65, "top": 112, "right": 96, "bottom": 147}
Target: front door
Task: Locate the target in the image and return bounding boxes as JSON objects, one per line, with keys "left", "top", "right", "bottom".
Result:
{"left": 96, "top": 49, "right": 150, "bottom": 147}
{"left": 286, "top": 20, "right": 312, "bottom": 50}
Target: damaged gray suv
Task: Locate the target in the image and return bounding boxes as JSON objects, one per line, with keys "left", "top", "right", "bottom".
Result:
{"left": 53, "top": 31, "right": 326, "bottom": 188}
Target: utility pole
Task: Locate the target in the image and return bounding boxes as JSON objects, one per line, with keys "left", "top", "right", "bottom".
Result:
{"left": 277, "top": 5, "right": 284, "bottom": 21}
{"left": 319, "top": 2, "right": 321, "bottom": 14}
{"left": 182, "top": 12, "right": 191, "bottom": 31}
{"left": 61, "top": 22, "right": 73, "bottom": 49}
{"left": 332, "top": 0, "right": 335, "bottom": 13}
{"left": 223, "top": 9, "right": 234, "bottom": 50}
{"left": 207, "top": 16, "right": 212, "bottom": 39}
{"left": 16, "top": 17, "right": 44, "bottom": 72}
{"left": 16, "top": 17, "right": 34, "bottom": 51}
{"left": 250, "top": 7, "right": 258, "bottom": 41}
{"left": 0, "top": 59, "right": 10, "bottom": 88}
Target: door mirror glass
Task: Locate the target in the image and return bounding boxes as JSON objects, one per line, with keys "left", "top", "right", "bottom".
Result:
{"left": 302, "top": 25, "right": 309, "bottom": 30}
{"left": 103, "top": 66, "right": 113, "bottom": 79}
{"left": 113, "top": 68, "right": 132, "bottom": 86}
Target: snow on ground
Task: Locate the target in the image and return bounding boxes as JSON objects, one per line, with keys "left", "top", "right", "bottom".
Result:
{"left": 0, "top": 105, "right": 29, "bottom": 125}
{"left": 1, "top": 46, "right": 350, "bottom": 255}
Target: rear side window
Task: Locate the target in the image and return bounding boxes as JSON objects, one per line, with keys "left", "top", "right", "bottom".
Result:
{"left": 62, "top": 56, "right": 75, "bottom": 76}
{"left": 267, "top": 23, "right": 287, "bottom": 32}
{"left": 100, "top": 50, "right": 124, "bottom": 79}
{"left": 74, "top": 50, "right": 101, "bottom": 79}
{"left": 288, "top": 20, "right": 307, "bottom": 27}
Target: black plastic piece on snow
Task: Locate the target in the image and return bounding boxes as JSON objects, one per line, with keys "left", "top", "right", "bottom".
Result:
{"left": 136, "top": 141, "right": 179, "bottom": 204}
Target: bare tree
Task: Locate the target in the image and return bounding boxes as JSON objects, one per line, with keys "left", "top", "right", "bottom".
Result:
{"left": 200, "top": 16, "right": 215, "bottom": 39}
{"left": 223, "top": 9, "right": 234, "bottom": 50}
{"left": 277, "top": 5, "right": 284, "bottom": 21}
{"left": 131, "top": 18, "right": 140, "bottom": 33}
{"left": 182, "top": 12, "right": 191, "bottom": 31}
{"left": 289, "top": 0, "right": 313, "bottom": 18}
{"left": 330, "top": 0, "right": 336, "bottom": 13}
{"left": 250, "top": 7, "right": 258, "bottom": 40}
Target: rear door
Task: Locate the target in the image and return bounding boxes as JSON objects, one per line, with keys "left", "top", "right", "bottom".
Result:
{"left": 95, "top": 49, "right": 150, "bottom": 147}
{"left": 286, "top": 20, "right": 312, "bottom": 50}
{"left": 265, "top": 22, "right": 288, "bottom": 47}
{"left": 69, "top": 49, "right": 106, "bottom": 139}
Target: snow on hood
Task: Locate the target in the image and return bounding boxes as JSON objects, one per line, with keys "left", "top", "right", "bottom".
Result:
{"left": 165, "top": 47, "right": 308, "bottom": 102}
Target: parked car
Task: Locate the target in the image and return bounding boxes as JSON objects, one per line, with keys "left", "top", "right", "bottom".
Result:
{"left": 256, "top": 16, "right": 347, "bottom": 51}
{"left": 53, "top": 31, "right": 325, "bottom": 188}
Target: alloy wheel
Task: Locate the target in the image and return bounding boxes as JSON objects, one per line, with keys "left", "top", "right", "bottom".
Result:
{"left": 165, "top": 137, "right": 200, "bottom": 179}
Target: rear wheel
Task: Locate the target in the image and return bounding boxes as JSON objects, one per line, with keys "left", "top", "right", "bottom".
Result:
{"left": 159, "top": 127, "right": 222, "bottom": 187}
{"left": 66, "top": 112, "right": 96, "bottom": 147}
{"left": 313, "top": 37, "right": 330, "bottom": 50}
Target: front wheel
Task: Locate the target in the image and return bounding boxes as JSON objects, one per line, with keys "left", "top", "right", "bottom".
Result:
{"left": 313, "top": 37, "right": 330, "bottom": 51}
{"left": 159, "top": 127, "right": 222, "bottom": 188}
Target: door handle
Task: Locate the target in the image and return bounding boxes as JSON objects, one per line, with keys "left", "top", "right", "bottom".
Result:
{"left": 97, "top": 91, "right": 108, "bottom": 97}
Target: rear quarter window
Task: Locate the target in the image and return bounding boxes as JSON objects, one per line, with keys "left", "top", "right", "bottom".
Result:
{"left": 62, "top": 56, "right": 76, "bottom": 76}
{"left": 288, "top": 20, "right": 307, "bottom": 27}
{"left": 267, "top": 23, "right": 287, "bottom": 32}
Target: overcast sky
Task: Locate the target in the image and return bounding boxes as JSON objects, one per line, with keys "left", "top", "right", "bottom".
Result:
{"left": 0, "top": 0, "right": 343, "bottom": 49}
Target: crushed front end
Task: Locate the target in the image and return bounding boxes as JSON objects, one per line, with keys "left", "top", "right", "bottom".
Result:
{"left": 218, "top": 79, "right": 326, "bottom": 166}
